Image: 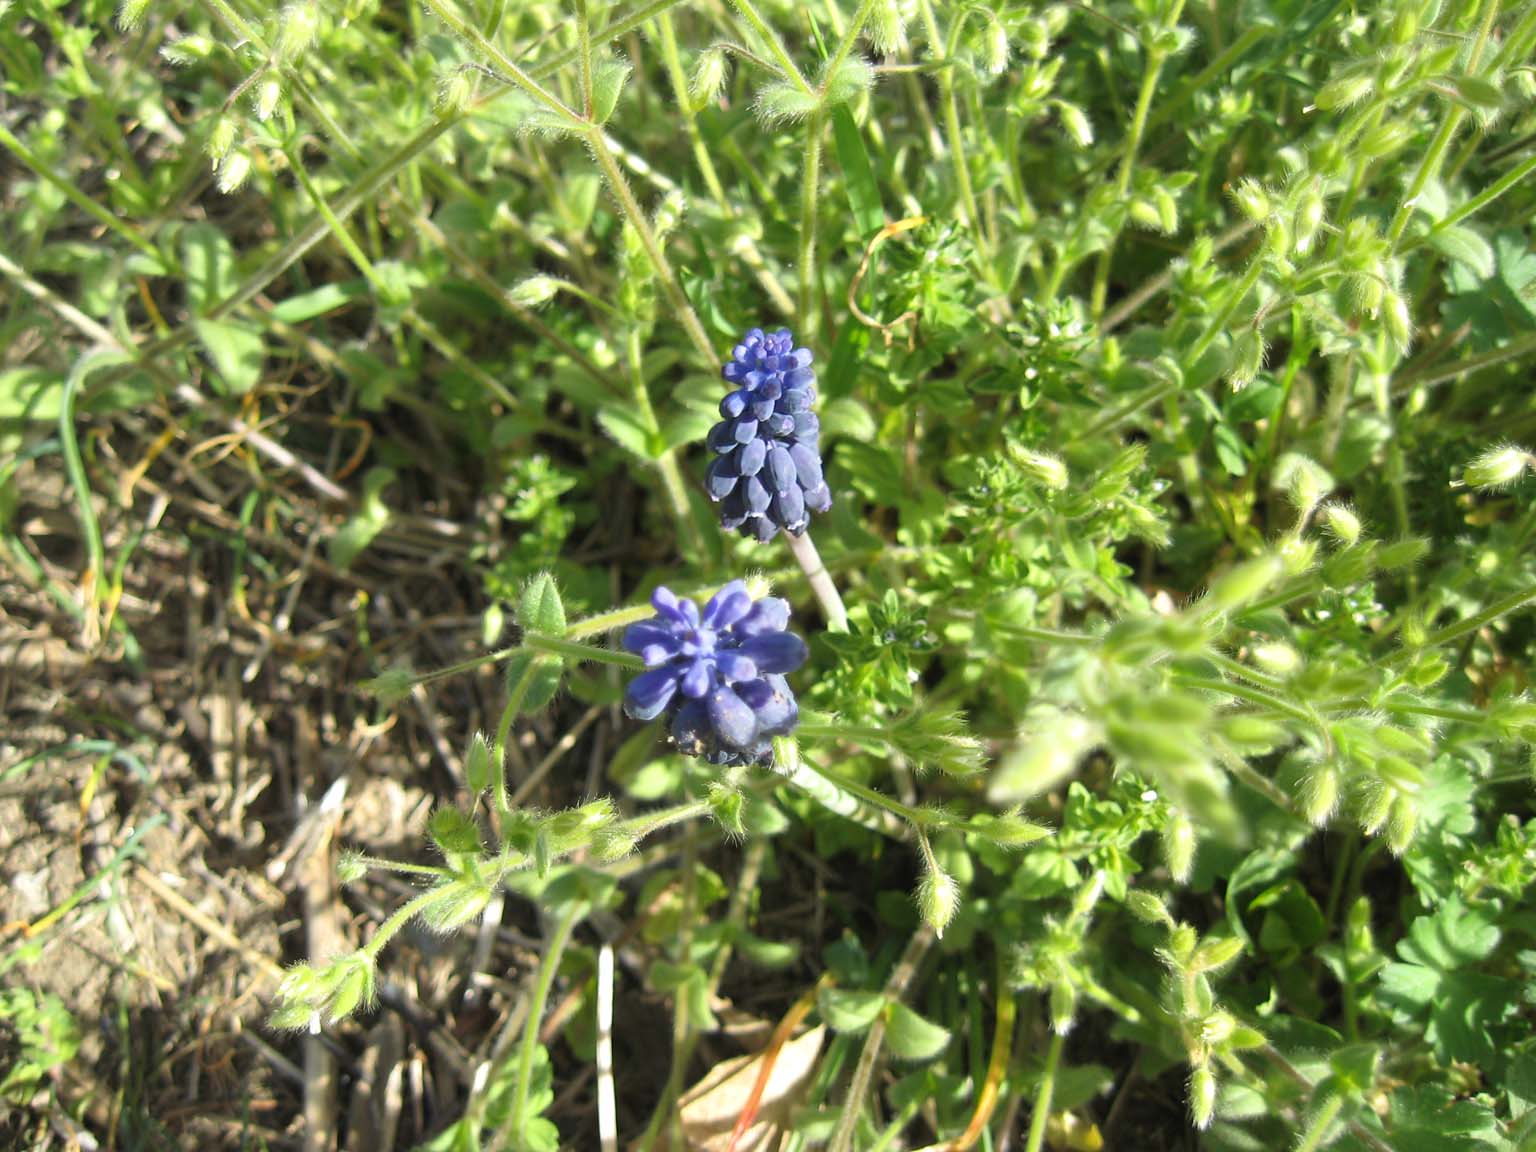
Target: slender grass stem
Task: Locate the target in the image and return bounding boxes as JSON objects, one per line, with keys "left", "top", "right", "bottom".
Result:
{"left": 0, "top": 125, "right": 164, "bottom": 264}
{"left": 1022, "top": 1028, "right": 1066, "bottom": 1152}
{"left": 511, "top": 901, "right": 583, "bottom": 1143}
{"left": 729, "top": 0, "right": 813, "bottom": 93}
{"left": 1090, "top": 24, "right": 1178, "bottom": 318}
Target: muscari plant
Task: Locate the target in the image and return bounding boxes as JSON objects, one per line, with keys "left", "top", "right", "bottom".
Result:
{"left": 35, "top": 0, "right": 1523, "bottom": 1145}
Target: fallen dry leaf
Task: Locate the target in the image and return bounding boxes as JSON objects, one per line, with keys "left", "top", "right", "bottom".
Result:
{"left": 677, "top": 1025, "right": 826, "bottom": 1152}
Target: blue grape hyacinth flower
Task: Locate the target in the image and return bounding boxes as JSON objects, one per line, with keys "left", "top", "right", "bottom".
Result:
{"left": 622, "top": 580, "right": 807, "bottom": 766}
{"left": 705, "top": 328, "right": 832, "bottom": 542}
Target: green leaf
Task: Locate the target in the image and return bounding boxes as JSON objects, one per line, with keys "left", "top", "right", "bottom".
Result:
{"left": 734, "top": 930, "right": 800, "bottom": 969}
{"left": 658, "top": 407, "right": 714, "bottom": 450}
{"left": 591, "top": 59, "right": 630, "bottom": 123}
{"left": 504, "top": 650, "right": 563, "bottom": 715}
{"left": 271, "top": 278, "right": 369, "bottom": 323}
{"left": 193, "top": 316, "right": 265, "bottom": 395}
{"left": 518, "top": 572, "right": 566, "bottom": 636}
{"left": 818, "top": 988, "right": 885, "bottom": 1033}
{"left": 832, "top": 104, "right": 884, "bottom": 238}
{"left": 1428, "top": 225, "right": 1495, "bottom": 279}
{"left": 883, "top": 1002, "right": 950, "bottom": 1062}
{"left": 328, "top": 466, "right": 394, "bottom": 569}
{"left": 596, "top": 406, "right": 658, "bottom": 459}
{"left": 429, "top": 807, "right": 483, "bottom": 856}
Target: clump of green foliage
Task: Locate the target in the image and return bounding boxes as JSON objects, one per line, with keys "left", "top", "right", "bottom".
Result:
{"left": 5, "top": 0, "right": 1536, "bottom": 1147}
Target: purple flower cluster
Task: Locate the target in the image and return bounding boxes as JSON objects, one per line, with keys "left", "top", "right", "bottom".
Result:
{"left": 705, "top": 328, "right": 831, "bottom": 541}
{"left": 622, "top": 581, "right": 807, "bottom": 766}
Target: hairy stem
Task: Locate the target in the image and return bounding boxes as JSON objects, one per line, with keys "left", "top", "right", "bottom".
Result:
{"left": 785, "top": 528, "right": 848, "bottom": 631}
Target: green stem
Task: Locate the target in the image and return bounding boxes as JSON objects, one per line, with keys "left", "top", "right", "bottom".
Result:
{"left": 1413, "top": 152, "right": 1536, "bottom": 248}
{"left": 1189, "top": 254, "right": 1265, "bottom": 366}
{"left": 1022, "top": 1028, "right": 1067, "bottom": 1152}
{"left": 362, "top": 886, "right": 455, "bottom": 960}
{"left": 1295, "top": 1095, "right": 1344, "bottom": 1152}
{"left": 587, "top": 131, "right": 717, "bottom": 363}
{"left": 1387, "top": 0, "right": 1499, "bottom": 248}
{"left": 574, "top": 0, "right": 595, "bottom": 117}
{"left": 916, "top": 0, "right": 981, "bottom": 243}
{"left": 729, "top": 0, "right": 813, "bottom": 92}
{"left": 524, "top": 632, "right": 644, "bottom": 669}
{"left": 1090, "top": 33, "right": 1174, "bottom": 318}
{"left": 626, "top": 326, "right": 705, "bottom": 553}
{"left": 418, "top": 0, "right": 580, "bottom": 123}
{"left": 1388, "top": 582, "right": 1536, "bottom": 666}
{"left": 0, "top": 125, "right": 164, "bottom": 264}
{"left": 802, "top": 755, "right": 931, "bottom": 827}
{"left": 511, "top": 901, "right": 583, "bottom": 1146}
{"left": 799, "top": 108, "right": 827, "bottom": 330}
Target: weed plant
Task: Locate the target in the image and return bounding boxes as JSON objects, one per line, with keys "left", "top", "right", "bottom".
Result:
{"left": 4, "top": 0, "right": 1536, "bottom": 1148}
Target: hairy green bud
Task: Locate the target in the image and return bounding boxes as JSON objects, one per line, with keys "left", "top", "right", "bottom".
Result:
{"left": 688, "top": 47, "right": 728, "bottom": 111}
{"left": 1463, "top": 445, "right": 1532, "bottom": 490}
{"left": 216, "top": 150, "right": 252, "bottom": 195}
{"left": 1190, "top": 1064, "right": 1218, "bottom": 1129}
{"left": 276, "top": 1, "right": 320, "bottom": 61}
{"left": 917, "top": 866, "right": 960, "bottom": 939}
{"left": 1320, "top": 502, "right": 1362, "bottom": 545}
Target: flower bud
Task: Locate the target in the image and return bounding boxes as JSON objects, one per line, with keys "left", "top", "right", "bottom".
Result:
{"left": 918, "top": 866, "right": 960, "bottom": 939}
{"left": 336, "top": 851, "right": 369, "bottom": 885}
{"left": 206, "top": 116, "right": 237, "bottom": 162}
{"left": 1320, "top": 502, "right": 1362, "bottom": 545}
{"left": 1050, "top": 981, "right": 1077, "bottom": 1034}
{"left": 1228, "top": 328, "right": 1266, "bottom": 390}
{"left": 1008, "top": 444, "right": 1069, "bottom": 490}
{"left": 1358, "top": 781, "right": 1394, "bottom": 836}
{"left": 1463, "top": 445, "right": 1532, "bottom": 490}
{"left": 1162, "top": 811, "right": 1195, "bottom": 883}
{"left": 1230, "top": 179, "right": 1270, "bottom": 222}
{"left": 1192, "top": 935, "right": 1245, "bottom": 974}
{"left": 1250, "top": 642, "right": 1300, "bottom": 676}
{"left": 439, "top": 67, "right": 477, "bottom": 113}
{"left": 276, "top": 1, "right": 320, "bottom": 61}
{"left": 255, "top": 75, "right": 282, "bottom": 121}
{"left": 117, "top": 0, "right": 152, "bottom": 31}
{"left": 216, "top": 150, "right": 252, "bottom": 194}
{"left": 1190, "top": 1064, "right": 1218, "bottom": 1129}
{"left": 1314, "top": 71, "right": 1373, "bottom": 110}
{"left": 1125, "top": 890, "right": 1172, "bottom": 925}
{"left": 1386, "top": 792, "right": 1418, "bottom": 855}
{"left": 1383, "top": 291, "right": 1413, "bottom": 349}
{"left": 984, "top": 19, "right": 1010, "bottom": 75}
{"left": 1057, "top": 102, "right": 1093, "bottom": 147}
{"left": 1294, "top": 185, "right": 1326, "bottom": 254}
{"left": 510, "top": 275, "right": 561, "bottom": 308}
{"left": 868, "top": 0, "right": 906, "bottom": 55}
{"left": 1299, "top": 763, "right": 1341, "bottom": 826}
{"left": 688, "top": 47, "right": 729, "bottom": 110}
